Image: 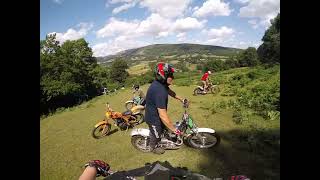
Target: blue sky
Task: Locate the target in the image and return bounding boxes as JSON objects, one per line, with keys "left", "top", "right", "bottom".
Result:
{"left": 41, "top": 0, "right": 280, "bottom": 57}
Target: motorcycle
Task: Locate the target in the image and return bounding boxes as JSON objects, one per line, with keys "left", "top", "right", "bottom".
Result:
{"left": 193, "top": 81, "right": 220, "bottom": 96}
{"left": 130, "top": 100, "right": 220, "bottom": 152}
{"left": 92, "top": 103, "right": 145, "bottom": 139}
{"left": 125, "top": 96, "right": 143, "bottom": 110}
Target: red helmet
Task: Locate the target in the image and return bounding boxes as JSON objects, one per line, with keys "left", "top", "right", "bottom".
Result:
{"left": 154, "top": 62, "right": 175, "bottom": 83}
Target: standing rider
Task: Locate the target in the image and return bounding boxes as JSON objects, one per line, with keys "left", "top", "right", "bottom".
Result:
{"left": 145, "top": 62, "right": 187, "bottom": 154}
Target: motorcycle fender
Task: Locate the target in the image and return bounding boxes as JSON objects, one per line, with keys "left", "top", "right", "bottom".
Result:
{"left": 125, "top": 100, "right": 134, "bottom": 104}
{"left": 196, "top": 128, "right": 215, "bottom": 134}
{"left": 94, "top": 121, "right": 108, "bottom": 128}
{"left": 131, "top": 128, "right": 150, "bottom": 137}
{"left": 131, "top": 106, "right": 144, "bottom": 114}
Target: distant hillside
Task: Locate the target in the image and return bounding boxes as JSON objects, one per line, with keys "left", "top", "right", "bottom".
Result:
{"left": 96, "top": 43, "right": 243, "bottom": 64}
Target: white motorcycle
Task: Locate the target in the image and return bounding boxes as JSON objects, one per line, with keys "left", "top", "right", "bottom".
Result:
{"left": 130, "top": 100, "right": 220, "bottom": 152}
{"left": 193, "top": 81, "right": 220, "bottom": 95}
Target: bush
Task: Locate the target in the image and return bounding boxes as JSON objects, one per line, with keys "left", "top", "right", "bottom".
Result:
{"left": 209, "top": 65, "right": 279, "bottom": 121}
{"left": 238, "top": 47, "right": 259, "bottom": 67}
{"left": 203, "top": 59, "right": 226, "bottom": 72}
{"left": 174, "top": 78, "right": 191, "bottom": 86}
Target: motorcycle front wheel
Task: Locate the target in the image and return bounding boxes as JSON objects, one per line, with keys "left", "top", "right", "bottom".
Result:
{"left": 211, "top": 85, "right": 220, "bottom": 94}
{"left": 187, "top": 132, "right": 220, "bottom": 149}
{"left": 92, "top": 123, "right": 111, "bottom": 139}
{"left": 131, "top": 135, "right": 151, "bottom": 152}
{"left": 125, "top": 101, "right": 135, "bottom": 110}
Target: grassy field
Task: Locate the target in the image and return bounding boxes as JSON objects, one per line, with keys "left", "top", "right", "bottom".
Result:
{"left": 40, "top": 68, "right": 279, "bottom": 180}
{"left": 127, "top": 63, "right": 150, "bottom": 75}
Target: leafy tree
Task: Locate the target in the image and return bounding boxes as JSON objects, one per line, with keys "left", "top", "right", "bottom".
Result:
{"left": 203, "top": 59, "right": 226, "bottom": 72}
{"left": 239, "top": 47, "right": 259, "bottom": 67}
{"left": 90, "top": 65, "right": 109, "bottom": 88}
{"left": 40, "top": 34, "right": 98, "bottom": 114}
{"left": 109, "top": 58, "right": 129, "bottom": 84}
{"left": 257, "top": 13, "right": 280, "bottom": 64}
{"left": 224, "top": 58, "right": 239, "bottom": 69}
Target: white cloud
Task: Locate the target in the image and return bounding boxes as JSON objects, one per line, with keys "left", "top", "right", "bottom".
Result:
{"left": 204, "top": 26, "right": 235, "bottom": 39}
{"left": 238, "top": 0, "right": 280, "bottom": 29}
{"left": 49, "top": 22, "right": 93, "bottom": 44}
{"left": 248, "top": 19, "right": 259, "bottom": 29}
{"left": 201, "top": 26, "right": 235, "bottom": 46}
{"left": 232, "top": 41, "right": 261, "bottom": 49}
{"left": 136, "top": 13, "right": 172, "bottom": 37}
{"left": 234, "top": 0, "right": 250, "bottom": 4}
{"left": 53, "top": 0, "right": 64, "bottom": 4}
{"left": 157, "top": 32, "right": 169, "bottom": 38}
{"left": 172, "top": 17, "right": 206, "bottom": 32}
{"left": 139, "top": 0, "right": 192, "bottom": 18}
{"left": 193, "top": 0, "right": 232, "bottom": 18}
{"left": 112, "top": 2, "right": 137, "bottom": 14}
{"left": 92, "top": 38, "right": 149, "bottom": 57}
{"left": 96, "top": 18, "right": 140, "bottom": 38}
{"left": 177, "top": 32, "right": 186, "bottom": 38}
{"left": 96, "top": 14, "right": 174, "bottom": 40}
{"left": 221, "top": 40, "right": 262, "bottom": 49}
{"left": 177, "top": 32, "right": 187, "bottom": 42}
{"left": 96, "top": 14, "right": 207, "bottom": 41}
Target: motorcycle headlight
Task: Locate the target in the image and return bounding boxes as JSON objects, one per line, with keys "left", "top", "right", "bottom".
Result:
{"left": 105, "top": 112, "right": 111, "bottom": 118}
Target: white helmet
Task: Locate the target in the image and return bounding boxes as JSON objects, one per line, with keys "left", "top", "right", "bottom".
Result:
{"left": 208, "top": 71, "right": 212, "bottom": 74}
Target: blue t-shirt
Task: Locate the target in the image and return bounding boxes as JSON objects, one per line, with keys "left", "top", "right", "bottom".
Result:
{"left": 145, "top": 80, "right": 168, "bottom": 125}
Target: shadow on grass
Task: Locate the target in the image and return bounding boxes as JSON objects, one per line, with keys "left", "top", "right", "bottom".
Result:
{"left": 197, "top": 128, "right": 280, "bottom": 180}
{"left": 107, "top": 129, "right": 119, "bottom": 136}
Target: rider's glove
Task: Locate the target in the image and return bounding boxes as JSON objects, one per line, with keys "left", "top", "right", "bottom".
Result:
{"left": 84, "top": 160, "right": 110, "bottom": 177}
{"left": 174, "top": 129, "right": 182, "bottom": 136}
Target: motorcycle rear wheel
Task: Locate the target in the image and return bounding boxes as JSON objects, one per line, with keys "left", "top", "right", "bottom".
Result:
{"left": 187, "top": 132, "right": 220, "bottom": 149}
{"left": 193, "top": 88, "right": 202, "bottom": 96}
{"left": 131, "top": 135, "right": 151, "bottom": 152}
{"left": 92, "top": 123, "right": 111, "bottom": 139}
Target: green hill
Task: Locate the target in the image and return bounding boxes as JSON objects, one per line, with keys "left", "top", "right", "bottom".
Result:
{"left": 96, "top": 43, "right": 243, "bottom": 64}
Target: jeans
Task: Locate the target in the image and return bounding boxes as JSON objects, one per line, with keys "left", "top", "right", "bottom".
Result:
{"left": 147, "top": 122, "right": 165, "bottom": 149}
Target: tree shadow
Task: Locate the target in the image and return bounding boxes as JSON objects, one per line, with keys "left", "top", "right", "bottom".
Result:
{"left": 196, "top": 128, "right": 280, "bottom": 180}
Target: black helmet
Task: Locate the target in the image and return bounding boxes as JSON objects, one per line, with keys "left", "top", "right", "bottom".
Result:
{"left": 154, "top": 62, "right": 175, "bottom": 84}
{"left": 133, "top": 84, "right": 139, "bottom": 89}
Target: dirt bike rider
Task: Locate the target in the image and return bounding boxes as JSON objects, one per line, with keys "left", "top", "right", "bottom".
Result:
{"left": 132, "top": 84, "right": 146, "bottom": 106}
{"left": 145, "top": 62, "right": 187, "bottom": 154}
{"left": 201, "top": 70, "right": 212, "bottom": 93}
